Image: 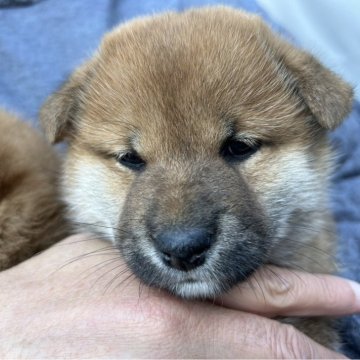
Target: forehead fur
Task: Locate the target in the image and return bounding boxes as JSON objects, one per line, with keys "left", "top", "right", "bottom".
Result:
{"left": 76, "top": 7, "right": 313, "bottom": 158}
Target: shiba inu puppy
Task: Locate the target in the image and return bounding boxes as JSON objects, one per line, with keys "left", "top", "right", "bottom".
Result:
{"left": 40, "top": 7, "right": 353, "bottom": 348}
{"left": 0, "top": 110, "right": 68, "bottom": 270}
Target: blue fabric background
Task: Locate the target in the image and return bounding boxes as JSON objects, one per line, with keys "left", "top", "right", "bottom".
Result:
{"left": 0, "top": 0, "right": 358, "bottom": 356}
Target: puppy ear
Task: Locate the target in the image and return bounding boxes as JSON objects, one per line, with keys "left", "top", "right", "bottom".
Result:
{"left": 270, "top": 34, "right": 354, "bottom": 130}
{"left": 40, "top": 62, "right": 93, "bottom": 143}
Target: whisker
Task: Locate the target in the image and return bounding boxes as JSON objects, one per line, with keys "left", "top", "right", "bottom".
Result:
{"left": 71, "top": 221, "right": 135, "bottom": 236}
{"left": 91, "top": 262, "right": 130, "bottom": 291}
{"left": 52, "top": 246, "right": 119, "bottom": 274}
{"left": 249, "top": 268, "right": 266, "bottom": 303}
{"left": 77, "top": 257, "right": 124, "bottom": 282}
{"left": 106, "top": 271, "right": 136, "bottom": 295}
{"left": 101, "top": 266, "right": 133, "bottom": 295}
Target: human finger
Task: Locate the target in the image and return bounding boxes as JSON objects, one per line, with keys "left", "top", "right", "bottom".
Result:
{"left": 216, "top": 265, "right": 360, "bottom": 317}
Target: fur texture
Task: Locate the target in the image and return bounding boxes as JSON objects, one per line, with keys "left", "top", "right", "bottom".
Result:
{"left": 0, "top": 110, "right": 68, "bottom": 270}
{"left": 40, "top": 7, "right": 353, "bottom": 348}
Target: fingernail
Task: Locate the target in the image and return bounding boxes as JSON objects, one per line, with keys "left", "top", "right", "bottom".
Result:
{"left": 347, "top": 280, "right": 360, "bottom": 311}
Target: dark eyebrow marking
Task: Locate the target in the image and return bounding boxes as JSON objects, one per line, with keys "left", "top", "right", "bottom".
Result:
{"left": 128, "top": 133, "right": 140, "bottom": 151}
{"left": 221, "top": 116, "right": 236, "bottom": 140}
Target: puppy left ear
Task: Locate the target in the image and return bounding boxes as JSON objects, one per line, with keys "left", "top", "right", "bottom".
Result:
{"left": 40, "top": 61, "right": 93, "bottom": 143}
{"left": 270, "top": 32, "right": 354, "bottom": 130}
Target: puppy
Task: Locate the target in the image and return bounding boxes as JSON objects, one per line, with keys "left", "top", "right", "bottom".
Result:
{"left": 40, "top": 7, "right": 353, "bottom": 348}
{"left": 0, "top": 110, "right": 68, "bottom": 270}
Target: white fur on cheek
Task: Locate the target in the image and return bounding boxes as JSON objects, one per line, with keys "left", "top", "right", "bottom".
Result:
{"left": 246, "top": 148, "right": 330, "bottom": 240}
{"left": 262, "top": 150, "right": 326, "bottom": 206}
{"left": 63, "top": 157, "right": 127, "bottom": 243}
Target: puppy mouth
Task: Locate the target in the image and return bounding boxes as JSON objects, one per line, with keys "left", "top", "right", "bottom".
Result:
{"left": 118, "top": 236, "right": 264, "bottom": 299}
{"left": 117, "top": 202, "right": 270, "bottom": 298}
{"left": 158, "top": 260, "right": 260, "bottom": 299}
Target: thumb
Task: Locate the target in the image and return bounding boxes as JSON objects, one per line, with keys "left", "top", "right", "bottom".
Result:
{"left": 216, "top": 265, "right": 360, "bottom": 317}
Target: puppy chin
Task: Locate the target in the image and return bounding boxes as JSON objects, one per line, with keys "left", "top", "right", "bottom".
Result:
{"left": 156, "top": 266, "right": 225, "bottom": 299}
{"left": 170, "top": 280, "right": 221, "bottom": 299}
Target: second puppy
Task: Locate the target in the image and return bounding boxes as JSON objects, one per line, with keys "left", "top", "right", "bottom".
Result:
{"left": 0, "top": 110, "right": 68, "bottom": 270}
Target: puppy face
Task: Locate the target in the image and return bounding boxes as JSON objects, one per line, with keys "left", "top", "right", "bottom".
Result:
{"left": 41, "top": 7, "right": 353, "bottom": 298}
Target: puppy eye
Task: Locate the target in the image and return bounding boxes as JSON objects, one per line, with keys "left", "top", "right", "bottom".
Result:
{"left": 220, "top": 138, "right": 261, "bottom": 162}
{"left": 117, "top": 151, "right": 145, "bottom": 171}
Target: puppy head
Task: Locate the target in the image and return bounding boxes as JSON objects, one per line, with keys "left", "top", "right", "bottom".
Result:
{"left": 41, "top": 7, "right": 353, "bottom": 298}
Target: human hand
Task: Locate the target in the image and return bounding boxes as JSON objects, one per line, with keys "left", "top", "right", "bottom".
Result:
{"left": 0, "top": 234, "right": 359, "bottom": 358}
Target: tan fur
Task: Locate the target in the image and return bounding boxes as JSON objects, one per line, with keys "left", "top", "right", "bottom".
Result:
{"left": 40, "top": 7, "right": 353, "bottom": 349}
{"left": 0, "top": 110, "right": 68, "bottom": 270}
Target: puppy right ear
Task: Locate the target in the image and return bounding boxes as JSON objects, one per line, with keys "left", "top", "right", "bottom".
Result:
{"left": 40, "top": 63, "right": 93, "bottom": 143}
{"left": 263, "top": 25, "right": 354, "bottom": 130}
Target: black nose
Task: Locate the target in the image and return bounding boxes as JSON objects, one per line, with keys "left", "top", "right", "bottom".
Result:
{"left": 155, "top": 228, "right": 213, "bottom": 271}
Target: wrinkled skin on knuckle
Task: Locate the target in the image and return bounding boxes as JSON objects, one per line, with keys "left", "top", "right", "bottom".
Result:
{"left": 273, "top": 323, "right": 315, "bottom": 359}
{"left": 258, "top": 272, "right": 296, "bottom": 315}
